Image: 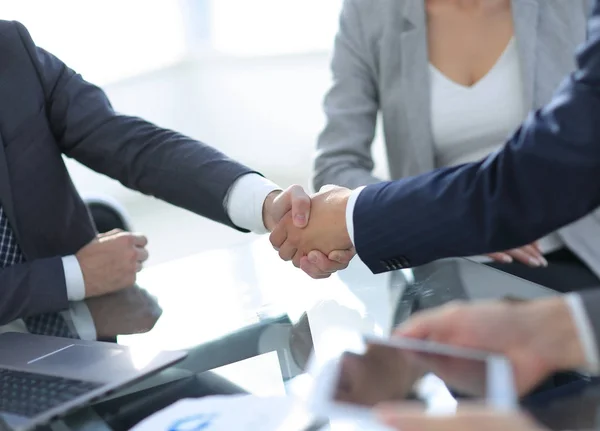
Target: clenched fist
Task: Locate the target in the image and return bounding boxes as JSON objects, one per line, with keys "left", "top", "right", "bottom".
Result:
{"left": 76, "top": 229, "right": 149, "bottom": 298}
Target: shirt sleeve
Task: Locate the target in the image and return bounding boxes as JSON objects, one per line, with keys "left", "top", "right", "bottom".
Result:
{"left": 62, "top": 255, "right": 86, "bottom": 301}
{"left": 225, "top": 173, "right": 280, "bottom": 234}
{"left": 60, "top": 302, "right": 97, "bottom": 340}
{"left": 565, "top": 293, "right": 600, "bottom": 374}
{"left": 345, "top": 186, "right": 366, "bottom": 246}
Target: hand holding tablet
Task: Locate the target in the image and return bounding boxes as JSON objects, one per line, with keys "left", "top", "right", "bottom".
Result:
{"left": 306, "top": 334, "right": 518, "bottom": 423}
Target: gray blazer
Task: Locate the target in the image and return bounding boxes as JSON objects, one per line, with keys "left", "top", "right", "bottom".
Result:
{"left": 0, "top": 21, "right": 254, "bottom": 324}
{"left": 314, "top": 0, "right": 600, "bottom": 278}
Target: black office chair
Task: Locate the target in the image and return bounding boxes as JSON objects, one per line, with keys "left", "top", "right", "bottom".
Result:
{"left": 84, "top": 194, "right": 133, "bottom": 233}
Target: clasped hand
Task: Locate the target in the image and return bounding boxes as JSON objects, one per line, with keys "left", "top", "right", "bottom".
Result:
{"left": 266, "top": 185, "right": 355, "bottom": 278}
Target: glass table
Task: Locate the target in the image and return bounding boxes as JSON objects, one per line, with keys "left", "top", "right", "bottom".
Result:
{"left": 119, "top": 238, "right": 558, "bottom": 385}
{"left": 28, "top": 237, "right": 585, "bottom": 430}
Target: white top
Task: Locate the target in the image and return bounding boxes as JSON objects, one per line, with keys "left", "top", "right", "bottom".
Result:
{"left": 428, "top": 38, "right": 563, "bottom": 255}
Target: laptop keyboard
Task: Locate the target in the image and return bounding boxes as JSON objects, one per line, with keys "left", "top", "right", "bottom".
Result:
{"left": 0, "top": 368, "right": 102, "bottom": 418}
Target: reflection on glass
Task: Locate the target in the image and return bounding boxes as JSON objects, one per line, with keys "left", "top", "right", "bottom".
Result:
{"left": 333, "top": 342, "right": 488, "bottom": 410}
{"left": 85, "top": 286, "right": 162, "bottom": 338}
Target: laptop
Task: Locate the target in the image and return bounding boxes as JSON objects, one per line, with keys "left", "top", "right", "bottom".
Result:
{"left": 0, "top": 332, "right": 187, "bottom": 430}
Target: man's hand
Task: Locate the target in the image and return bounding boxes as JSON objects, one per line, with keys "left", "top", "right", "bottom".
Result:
{"left": 76, "top": 229, "right": 149, "bottom": 298}
{"left": 263, "top": 185, "right": 355, "bottom": 278}
{"left": 269, "top": 185, "right": 354, "bottom": 269}
{"left": 394, "top": 298, "right": 587, "bottom": 395}
{"left": 86, "top": 286, "right": 162, "bottom": 338}
{"left": 376, "top": 404, "right": 545, "bottom": 431}
{"left": 488, "top": 241, "right": 548, "bottom": 267}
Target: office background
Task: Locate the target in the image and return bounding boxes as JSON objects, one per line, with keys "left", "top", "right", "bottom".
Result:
{"left": 5, "top": 0, "right": 389, "bottom": 266}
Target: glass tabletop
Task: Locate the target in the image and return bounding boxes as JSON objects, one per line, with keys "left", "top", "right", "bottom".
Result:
{"left": 109, "top": 237, "right": 559, "bottom": 396}
{"left": 12, "top": 237, "right": 593, "bottom": 430}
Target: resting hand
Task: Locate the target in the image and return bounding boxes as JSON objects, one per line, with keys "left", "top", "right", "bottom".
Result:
{"left": 269, "top": 185, "right": 354, "bottom": 268}
{"left": 487, "top": 241, "right": 548, "bottom": 267}
{"left": 262, "top": 185, "right": 354, "bottom": 278}
{"left": 76, "top": 230, "right": 149, "bottom": 298}
{"left": 394, "top": 298, "right": 586, "bottom": 395}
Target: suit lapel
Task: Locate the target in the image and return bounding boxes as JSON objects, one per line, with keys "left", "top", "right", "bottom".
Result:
{"left": 386, "top": 0, "right": 434, "bottom": 173}
{"left": 512, "top": 0, "right": 540, "bottom": 110}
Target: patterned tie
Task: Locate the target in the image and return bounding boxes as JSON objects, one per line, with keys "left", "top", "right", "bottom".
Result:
{"left": 0, "top": 206, "right": 77, "bottom": 338}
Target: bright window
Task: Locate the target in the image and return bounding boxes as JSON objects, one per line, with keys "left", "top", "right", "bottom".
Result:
{"left": 2, "top": 0, "right": 187, "bottom": 85}
{"left": 210, "top": 0, "right": 343, "bottom": 56}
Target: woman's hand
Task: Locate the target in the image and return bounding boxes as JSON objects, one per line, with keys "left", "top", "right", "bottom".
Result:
{"left": 487, "top": 242, "right": 547, "bottom": 267}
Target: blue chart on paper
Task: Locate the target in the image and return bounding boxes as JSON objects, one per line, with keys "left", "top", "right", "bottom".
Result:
{"left": 168, "top": 413, "right": 218, "bottom": 431}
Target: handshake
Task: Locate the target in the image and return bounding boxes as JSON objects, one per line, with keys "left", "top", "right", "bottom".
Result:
{"left": 75, "top": 184, "right": 356, "bottom": 301}
{"left": 262, "top": 184, "right": 356, "bottom": 279}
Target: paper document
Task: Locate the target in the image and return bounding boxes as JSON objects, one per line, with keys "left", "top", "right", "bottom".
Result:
{"left": 130, "top": 395, "right": 318, "bottom": 431}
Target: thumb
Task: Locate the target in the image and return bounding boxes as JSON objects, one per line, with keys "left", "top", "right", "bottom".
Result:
{"left": 288, "top": 185, "right": 311, "bottom": 228}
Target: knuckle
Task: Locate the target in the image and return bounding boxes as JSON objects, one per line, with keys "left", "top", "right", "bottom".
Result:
{"left": 337, "top": 262, "right": 349, "bottom": 270}
{"left": 279, "top": 250, "right": 289, "bottom": 261}
{"left": 117, "top": 235, "right": 134, "bottom": 247}
{"left": 126, "top": 249, "right": 137, "bottom": 261}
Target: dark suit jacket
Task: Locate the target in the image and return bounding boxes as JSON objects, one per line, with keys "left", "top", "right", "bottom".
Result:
{"left": 0, "top": 21, "right": 254, "bottom": 324}
{"left": 353, "top": 1, "right": 600, "bottom": 275}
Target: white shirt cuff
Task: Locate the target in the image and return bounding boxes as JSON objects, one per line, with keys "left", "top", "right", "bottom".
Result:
{"left": 565, "top": 293, "right": 600, "bottom": 374}
{"left": 225, "top": 173, "right": 280, "bottom": 234}
{"left": 345, "top": 186, "right": 366, "bottom": 247}
{"left": 62, "top": 255, "right": 85, "bottom": 301}
{"left": 60, "top": 302, "right": 97, "bottom": 340}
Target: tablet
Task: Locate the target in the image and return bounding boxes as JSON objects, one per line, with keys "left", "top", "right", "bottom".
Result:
{"left": 306, "top": 334, "right": 517, "bottom": 422}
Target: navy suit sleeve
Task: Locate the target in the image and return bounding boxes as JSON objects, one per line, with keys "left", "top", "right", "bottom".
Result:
{"left": 14, "top": 22, "right": 254, "bottom": 231}
{"left": 354, "top": 3, "right": 600, "bottom": 274}
{"left": 0, "top": 257, "right": 67, "bottom": 325}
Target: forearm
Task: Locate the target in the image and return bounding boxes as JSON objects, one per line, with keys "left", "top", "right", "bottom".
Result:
{"left": 0, "top": 258, "right": 68, "bottom": 324}
{"left": 19, "top": 21, "right": 255, "bottom": 231}
{"left": 354, "top": 6, "right": 600, "bottom": 271}
{"left": 63, "top": 114, "right": 255, "bottom": 230}
{"left": 354, "top": 79, "right": 600, "bottom": 271}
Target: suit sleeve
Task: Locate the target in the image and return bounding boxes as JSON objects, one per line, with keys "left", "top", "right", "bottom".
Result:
{"left": 0, "top": 257, "right": 67, "bottom": 325}
{"left": 14, "top": 22, "right": 255, "bottom": 231}
{"left": 312, "top": 0, "right": 381, "bottom": 191}
{"left": 353, "top": 4, "right": 600, "bottom": 273}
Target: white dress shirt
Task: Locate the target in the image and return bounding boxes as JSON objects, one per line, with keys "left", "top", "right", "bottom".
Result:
{"left": 61, "top": 173, "right": 279, "bottom": 339}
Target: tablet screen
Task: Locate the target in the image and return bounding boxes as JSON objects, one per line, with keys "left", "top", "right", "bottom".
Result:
{"left": 331, "top": 340, "right": 493, "bottom": 410}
